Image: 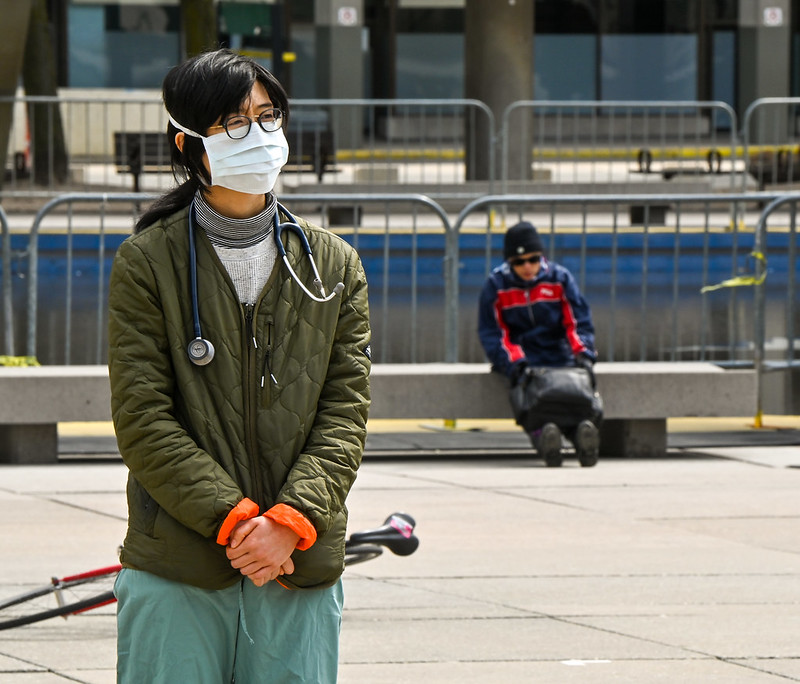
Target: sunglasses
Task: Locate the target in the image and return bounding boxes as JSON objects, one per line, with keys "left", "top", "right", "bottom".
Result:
{"left": 509, "top": 255, "right": 542, "bottom": 267}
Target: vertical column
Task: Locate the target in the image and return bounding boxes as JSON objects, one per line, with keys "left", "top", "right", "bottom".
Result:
{"left": 315, "top": 0, "right": 364, "bottom": 147}
{"left": 464, "top": 0, "right": 533, "bottom": 182}
{"left": 738, "top": 0, "right": 791, "bottom": 135}
{"left": 0, "top": 0, "right": 32, "bottom": 191}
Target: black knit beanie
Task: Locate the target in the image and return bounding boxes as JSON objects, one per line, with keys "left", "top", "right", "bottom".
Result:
{"left": 504, "top": 221, "right": 543, "bottom": 260}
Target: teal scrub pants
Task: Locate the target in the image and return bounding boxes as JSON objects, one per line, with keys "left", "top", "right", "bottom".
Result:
{"left": 115, "top": 568, "right": 343, "bottom": 684}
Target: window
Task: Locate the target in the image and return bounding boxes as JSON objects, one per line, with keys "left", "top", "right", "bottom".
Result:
{"left": 68, "top": 4, "right": 180, "bottom": 89}
{"left": 396, "top": 7, "right": 463, "bottom": 98}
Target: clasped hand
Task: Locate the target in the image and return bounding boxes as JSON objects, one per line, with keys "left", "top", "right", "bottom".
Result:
{"left": 226, "top": 516, "right": 300, "bottom": 587}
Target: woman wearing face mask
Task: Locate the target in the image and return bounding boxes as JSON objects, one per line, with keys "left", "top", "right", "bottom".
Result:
{"left": 107, "top": 49, "right": 371, "bottom": 683}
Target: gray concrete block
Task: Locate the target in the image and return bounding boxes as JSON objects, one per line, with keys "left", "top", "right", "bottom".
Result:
{"left": 594, "top": 362, "right": 756, "bottom": 418}
{"left": 370, "top": 362, "right": 757, "bottom": 421}
{"left": 600, "top": 419, "right": 667, "bottom": 458}
{"left": 0, "top": 423, "right": 58, "bottom": 464}
{"left": 369, "top": 363, "right": 509, "bottom": 420}
{"left": 0, "top": 366, "right": 110, "bottom": 423}
{"left": 0, "top": 362, "right": 759, "bottom": 462}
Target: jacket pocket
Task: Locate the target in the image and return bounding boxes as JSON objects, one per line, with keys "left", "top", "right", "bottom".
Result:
{"left": 287, "top": 536, "right": 345, "bottom": 589}
{"left": 284, "top": 511, "right": 348, "bottom": 589}
{"left": 127, "top": 476, "right": 159, "bottom": 537}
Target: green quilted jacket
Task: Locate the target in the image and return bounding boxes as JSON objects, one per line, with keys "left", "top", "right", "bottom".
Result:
{"left": 108, "top": 204, "right": 371, "bottom": 590}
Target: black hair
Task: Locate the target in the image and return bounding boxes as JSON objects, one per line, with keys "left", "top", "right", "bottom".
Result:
{"left": 135, "top": 48, "right": 289, "bottom": 233}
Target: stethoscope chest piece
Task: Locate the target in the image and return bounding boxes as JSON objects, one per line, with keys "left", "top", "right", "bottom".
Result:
{"left": 187, "top": 336, "right": 215, "bottom": 366}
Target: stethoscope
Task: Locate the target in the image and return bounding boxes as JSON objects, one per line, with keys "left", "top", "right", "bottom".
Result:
{"left": 187, "top": 201, "right": 344, "bottom": 366}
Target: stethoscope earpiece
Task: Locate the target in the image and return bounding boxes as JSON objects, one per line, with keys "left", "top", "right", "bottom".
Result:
{"left": 186, "top": 201, "right": 342, "bottom": 367}
{"left": 187, "top": 336, "right": 215, "bottom": 366}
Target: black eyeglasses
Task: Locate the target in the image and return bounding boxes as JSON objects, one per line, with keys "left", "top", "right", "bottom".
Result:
{"left": 208, "top": 108, "right": 284, "bottom": 139}
{"left": 509, "top": 255, "right": 542, "bottom": 267}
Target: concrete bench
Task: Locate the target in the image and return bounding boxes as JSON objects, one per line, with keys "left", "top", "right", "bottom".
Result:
{"left": 0, "top": 362, "right": 757, "bottom": 463}
{"left": 0, "top": 366, "right": 111, "bottom": 464}
{"left": 113, "top": 131, "right": 171, "bottom": 193}
{"left": 114, "top": 124, "right": 336, "bottom": 192}
{"left": 368, "top": 362, "right": 757, "bottom": 458}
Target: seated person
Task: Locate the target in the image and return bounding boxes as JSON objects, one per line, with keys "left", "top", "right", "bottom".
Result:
{"left": 478, "top": 221, "right": 599, "bottom": 467}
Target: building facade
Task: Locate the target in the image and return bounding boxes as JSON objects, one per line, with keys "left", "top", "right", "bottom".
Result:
{"left": 50, "top": 0, "right": 800, "bottom": 119}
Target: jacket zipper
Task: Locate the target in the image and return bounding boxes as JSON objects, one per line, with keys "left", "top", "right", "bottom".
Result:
{"left": 526, "top": 288, "right": 535, "bottom": 323}
{"left": 243, "top": 304, "right": 265, "bottom": 504}
{"left": 261, "top": 321, "right": 277, "bottom": 389}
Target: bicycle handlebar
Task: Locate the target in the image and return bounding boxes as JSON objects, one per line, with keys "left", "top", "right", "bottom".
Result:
{"left": 345, "top": 512, "right": 420, "bottom": 556}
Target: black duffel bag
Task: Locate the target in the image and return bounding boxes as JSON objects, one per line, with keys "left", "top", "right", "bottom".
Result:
{"left": 509, "top": 366, "right": 603, "bottom": 433}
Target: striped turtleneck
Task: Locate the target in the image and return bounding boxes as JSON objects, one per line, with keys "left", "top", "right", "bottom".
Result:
{"left": 193, "top": 191, "right": 279, "bottom": 305}
{"left": 194, "top": 191, "right": 277, "bottom": 248}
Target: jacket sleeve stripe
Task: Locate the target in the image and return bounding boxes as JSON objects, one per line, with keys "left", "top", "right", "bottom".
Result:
{"left": 561, "top": 293, "right": 587, "bottom": 356}
{"left": 494, "top": 290, "right": 525, "bottom": 363}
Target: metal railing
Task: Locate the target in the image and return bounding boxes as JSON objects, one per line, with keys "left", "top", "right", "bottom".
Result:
{"left": 500, "top": 100, "right": 740, "bottom": 191}
{"left": 741, "top": 97, "right": 800, "bottom": 191}
{"left": 281, "top": 193, "right": 454, "bottom": 364}
{"left": 23, "top": 192, "right": 452, "bottom": 365}
{"left": 0, "top": 95, "right": 497, "bottom": 197}
{"left": 26, "top": 193, "right": 157, "bottom": 364}
{"left": 753, "top": 194, "right": 800, "bottom": 423}
{"left": 10, "top": 94, "right": 800, "bottom": 201}
{"left": 6, "top": 191, "right": 799, "bottom": 388}
{"left": 450, "top": 191, "right": 796, "bottom": 367}
{"left": 286, "top": 98, "right": 496, "bottom": 191}
{"left": 1, "top": 94, "right": 167, "bottom": 195}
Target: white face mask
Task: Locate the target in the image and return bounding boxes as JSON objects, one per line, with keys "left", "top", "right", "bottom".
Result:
{"left": 169, "top": 115, "right": 289, "bottom": 195}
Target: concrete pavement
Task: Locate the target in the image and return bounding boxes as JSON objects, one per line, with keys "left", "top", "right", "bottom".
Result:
{"left": 1, "top": 417, "right": 799, "bottom": 683}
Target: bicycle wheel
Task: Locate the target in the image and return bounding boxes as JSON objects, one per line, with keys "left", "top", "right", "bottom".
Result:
{"left": 344, "top": 543, "right": 383, "bottom": 567}
{"left": 0, "top": 564, "right": 120, "bottom": 631}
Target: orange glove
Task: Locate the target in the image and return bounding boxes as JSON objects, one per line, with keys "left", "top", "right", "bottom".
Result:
{"left": 216, "top": 498, "right": 259, "bottom": 546}
{"left": 264, "top": 504, "right": 317, "bottom": 551}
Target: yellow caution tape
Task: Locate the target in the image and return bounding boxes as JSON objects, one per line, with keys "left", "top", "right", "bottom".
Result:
{"left": 0, "top": 356, "right": 40, "bottom": 366}
{"left": 701, "top": 251, "right": 766, "bottom": 293}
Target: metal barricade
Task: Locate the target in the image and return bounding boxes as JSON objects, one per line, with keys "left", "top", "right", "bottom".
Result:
{"left": 26, "top": 193, "right": 158, "bottom": 364}
{"left": 752, "top": 194, "right": 800, "bottom": 423}
{"left": 1, "top": 94, "right": 496, "bottom": 198}
{"left": 452, "top": 192, "right": 791, "bottom": 369}
{"left": 277, "top": 193, "right": 454, "bottom": 363}
{"left": 285, "top": 98, "right": 496, "bottom": 193}
{"left": 15, "top": 93, "right": 800, "bottom": 201}
{"left": 0, "top": 94, "right": 168, "bottom": 195}
{"left": 15, "top": 190, "right": 799, "bottom": 373}
{"left": 741, "top": 97, "right": 800, "bottom": 191}
{"left": 499, "top": 100, "right": 740, "bottom": 192}
{"left": 23, "top": 192, "right": 453, "bottom": 365}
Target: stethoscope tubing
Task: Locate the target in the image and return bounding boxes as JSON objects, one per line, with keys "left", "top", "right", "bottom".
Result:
{"left": 188, "top": 205, "right": 204, "bottom": 339}
{"left": 187, "top": 199, "right": 342, "bottom": 365}
{"left": 274, "top": 202, "right": 342, "bottom": 302}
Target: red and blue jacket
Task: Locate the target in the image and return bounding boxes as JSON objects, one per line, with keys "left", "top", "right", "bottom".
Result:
{"left": 478, "top": 257, "right": 596, "bottom": 377}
